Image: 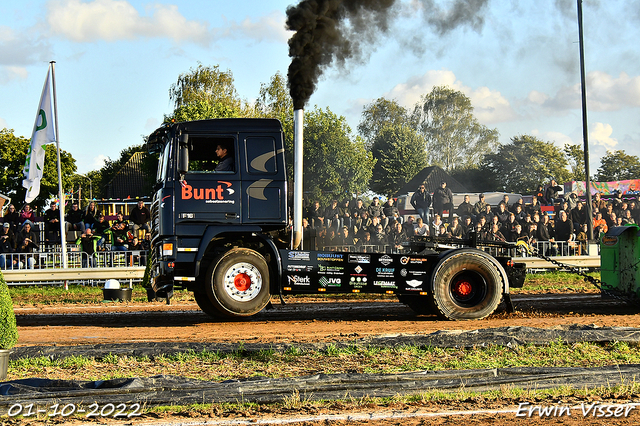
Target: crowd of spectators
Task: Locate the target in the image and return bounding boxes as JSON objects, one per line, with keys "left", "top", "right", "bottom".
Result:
{"left": 302, "top": 179, "right": 638, "bottom": 255}
{"left": 0, "top": 199, "right": 151, "bottom": 269}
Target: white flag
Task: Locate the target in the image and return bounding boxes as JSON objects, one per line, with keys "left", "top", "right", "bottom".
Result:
{"left": 23, "top": 67, "right": 56, "bottom": 203}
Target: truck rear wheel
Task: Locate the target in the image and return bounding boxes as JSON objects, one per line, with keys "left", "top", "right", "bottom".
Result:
{"left": 431, "top": 250, "right": 504, "bottom": 320}
{"left": 205, "top": 248, "right": 271, "bottom": 317}
{"left": 397, "top": 295, "right": 434, "bottom": 315}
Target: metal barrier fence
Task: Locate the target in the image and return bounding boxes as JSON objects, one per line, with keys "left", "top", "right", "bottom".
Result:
{"left": 0, "top": 250, "right": 147, "bottom": 270}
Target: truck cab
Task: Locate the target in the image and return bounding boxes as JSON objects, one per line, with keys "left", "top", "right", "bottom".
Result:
{"left": 147, "top": 118, "right": 288, "bottom": 307}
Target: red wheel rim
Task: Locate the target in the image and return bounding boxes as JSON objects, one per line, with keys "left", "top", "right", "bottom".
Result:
{"left": 234, "top": 273, "right": 252, "bottom": 292}
{"left": 454, "top": 280, "right": 473, "bottom": 297}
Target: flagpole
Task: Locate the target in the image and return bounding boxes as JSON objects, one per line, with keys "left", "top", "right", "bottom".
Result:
{"left": 51, "top": 61, "right": 68, "bottom": 269}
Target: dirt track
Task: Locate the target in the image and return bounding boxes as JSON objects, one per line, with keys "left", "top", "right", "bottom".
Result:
{"left": 9, "top": 293, "right": 640, "bottom": 426}
{"left": 13, "top": 293, "right": 640, "bottom": 347}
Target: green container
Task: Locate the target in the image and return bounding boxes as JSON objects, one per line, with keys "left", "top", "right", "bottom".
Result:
{"left": 600, "top": 224, "right": 640, "bottom": 295}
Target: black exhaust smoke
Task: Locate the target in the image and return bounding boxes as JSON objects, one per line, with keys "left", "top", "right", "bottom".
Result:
{"left": 286, "top": 0, "right": 397, "bottom": 110}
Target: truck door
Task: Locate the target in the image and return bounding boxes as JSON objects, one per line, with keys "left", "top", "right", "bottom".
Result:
{"left": 240, "top": 133, "right": 287, "bottom": 225}
{"left": 178, "top": 134, "right": 241, "bottom": 225}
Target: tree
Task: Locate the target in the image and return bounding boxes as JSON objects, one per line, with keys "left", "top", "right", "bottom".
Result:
{"left": 370, "top": 124, "right": 427, "bottom": 196}
{"left": 596, "top": 150, "right": 640, "bottom": 181}
{"left": 413, "top": 86, "right": 499, "bottom": 171}
{"left": 563, "top": 144, "right": 586, "bottom": 181}
{"left": 303, "top": 106, "right": 375, "bottom": 205}
{"left": 255, "top": 72, "right": 294, "bottom": 181}
{"left": 358, "top": 98, "right": 416, "bottom": 149}
{"left": 166, "top": 64, "right": 253, "bottom": 122}
{"left": 481, "top": 135, "right": 571, "bottom": 194}
{"left": 0, "top": 128, "right": 76, "bottom": 211}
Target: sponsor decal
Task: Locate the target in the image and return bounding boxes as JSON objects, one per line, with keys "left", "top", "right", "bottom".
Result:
{"left": 602, "top": 236, "right": 618, "bottom": 246}
{"left": 317, "top": 253, "right": 344, "bottom": 261}
{"left": 319, "top": 276, "right": 342, "bottom": 288}
{"left": 318, "top": 265, "right": 344, "bottom": 275}
{"left": 288, "top": 251, "right": 310, "bottom": 261}
{"left": 376, "top": 267, "right": 395, "bottom": 279}
{"left": 400, "top": 256, "right": 410, "bottom": 265}
{"left": 408, "top": 257, "right": 429, "bottom": 264}
{"left": 407, "top": 269, "right": 428, "bottom": 277}
{"left": 400, "top": 268, "right": 408, "bottom": 277}
{"left": 286, "top": 265, "right": 308, "bottom": 272}
{"left": 379, "top": 255, "right": 393, "bottom": 266}
{"left": 354, "top": 265, "right": 363, "bottom": 274}
{"left": 182, "top": 181, "right": 234, "bottom": 201}
{"left": 349, "top": 276, "right": 368, "bottom": 287}
{"left": 406, "top": 280, "right": 423, "bottom": 288}
{"left": 287, "top": 275, "right": 311, "bottom": 286}
{"left": 348, "top": 254, "right": 371, "bottom": 264}
{"left": 373, "top": 280, "right": 397, "bottom": 289}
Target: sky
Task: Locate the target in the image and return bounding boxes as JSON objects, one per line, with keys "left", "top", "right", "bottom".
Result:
{"left": 1, "top": 0, "right": 639, "bottom": 179}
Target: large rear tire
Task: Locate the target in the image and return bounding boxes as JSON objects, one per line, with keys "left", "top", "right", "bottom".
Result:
{"left": 431, "top": 250, "right": 504, "bottom": 320}
{"left": 204, "top": 248, "right": 271, "bottom": 317}
{"left": 397, "top": 295, "right": 434, "bottom": 315}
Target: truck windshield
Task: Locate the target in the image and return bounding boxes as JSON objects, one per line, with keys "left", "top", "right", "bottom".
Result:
{"left": 157, "top": 142, "right": 171, "bottom": 181}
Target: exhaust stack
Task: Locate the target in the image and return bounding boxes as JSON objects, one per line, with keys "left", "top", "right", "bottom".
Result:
{"left": 292, "top": 109, "right": 304, "bottom": 249}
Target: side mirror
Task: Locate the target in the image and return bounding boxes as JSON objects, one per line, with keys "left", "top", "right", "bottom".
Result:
{"left": 178, "top": 134, "right": 189, "bottom": 175}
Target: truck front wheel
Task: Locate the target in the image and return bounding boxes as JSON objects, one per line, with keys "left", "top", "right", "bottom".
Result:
{"left": 431, "top": 250, "right": 504, "bottom": 320}
{"left": 204, "top": 248, "right": 271, "bottom": 317}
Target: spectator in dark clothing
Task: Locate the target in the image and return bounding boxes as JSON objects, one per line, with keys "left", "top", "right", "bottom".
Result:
{"left": 338, "top": 200, "right": 352, "bottom": 230}
{"left": 372, "top": 223, "right": 387, "bottom": 246}
{"left": 554, "top": 210, "right": 574, "bottom": 255}
{"left": 65, "top": 202, "right": 85, "bottom": 233}
{"left": 0, "top": 222, "right": 16, "bottom": 269}
{"left": 592, "top": 193, "right": 607, "bottom": 214}
{"left": 324, "top": 200, "right": 340, "bottom": 230}
{"left": 474, "top": 222, "right": 487, "bottom": 240}
{"left": 129, "top": 200, "right": 151, "bottom": 236}
{"left": 410, "top": 185, "right": 432, "bottom": 222}
{"left": 16, "top": 221, "right": 38, "bottom": 269}
{"left": 571, "top": 201, "right": 587, "bottom": 230}
{"left": 502, "top": 195, "right": 511, "bottom": 212}
{"left": 511, "top": 198, "right": 525, "bottom": 214}
{"left": 368, "top": 197, "right": 384, "bottom": 221}
{"left": 93, "top": 214, "right": 111, "bottom": 250}
{"left": 494, "top": 203, "right": 509, "bottom": 224}
{"left": 509, "top": 223, "right": 529, "bottom": 243}
{"left": 457, "top": 195, "right": 474, "bottom": 220}
{"left": 110, "top": 212, "right": 129, "bottom": 251}
{"left": 487, "top": 223, "right": 507, "bottom": 242}
{"left": 433, "top": 181, "right": 454, "bottom": 223}
{"left": 307, "top": 201, "right": 324, "bottom": 229}
{"left": 449, "top": 217, "right": 463, "bottom": 239}
{"left": 351, "top": 199, "right": 367, "bottom": 219}
{"left": 534, "top": 185, "right": 545, "bottom": 202}
{"left": 44, "top": 201, "right": 62, "bottom": 242}
{"left": 461, "top": 216, "right": 474, "bottom": 239}
{"left": 528, "top": 195, "right": 543, "bottom": 217}
{"left": 480, "top": 204, "right": 494, "bottom": 223}
{"left": 544, "top": 179, "right": 562, "bottom": 206}
{"left": 84, "top": 201, "right": 99, "bottom": 230}
{"left": 382, "top": 198, "right": 400, "bottom": 228}
{"left": 3, "top": 204, "right": 19, "bottom": 231}
{"left": 513, "top": 204, "right": 526, "bottom": 224}
{"left": 537, "top": 214, "right": 553, "bottom": 242}
{"left": 76, "top": 228, "right": 100, "bottom": 267}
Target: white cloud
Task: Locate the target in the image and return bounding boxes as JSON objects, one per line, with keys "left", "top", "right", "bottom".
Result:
{"left": 92, "top": 154, "right": 109, "bottom": 169}
{"left": 0, "top": 117, "right": 8, "bottom": 129}
{"left": 527, "top": 71, "right": 640, "bottom": 113}
{"left": 385, "top": 69, "right": 517, "bottom": 123}
{"left": 590, "top": 122, "right": 618, "bottom": 150}
{"left": 220, "top": 11, "right": 289, "bottom": 43}
{"left": 0, "top": 26, "right": 51, "bottom": 82}
{"left": 47, "top": 0, "right": 212, "bottom": 45}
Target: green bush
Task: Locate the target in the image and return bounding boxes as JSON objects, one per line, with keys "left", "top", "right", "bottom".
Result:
{"left": 0, "top": 271, "right": 18, "bottom": 350}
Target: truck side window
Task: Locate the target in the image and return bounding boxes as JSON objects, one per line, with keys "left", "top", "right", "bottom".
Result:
{"left": 188, "top": 136, "right": 235, "bottom": 173}
{"left": 245, "top": 137, "right": 278, "bottom": 174}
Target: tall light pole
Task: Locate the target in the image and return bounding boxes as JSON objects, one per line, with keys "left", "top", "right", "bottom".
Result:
{"left": 76, "top": 173, "right": 92, "bottom": 202}
{"left": 577, "top": 0, "right": 594, "bottom": 241}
